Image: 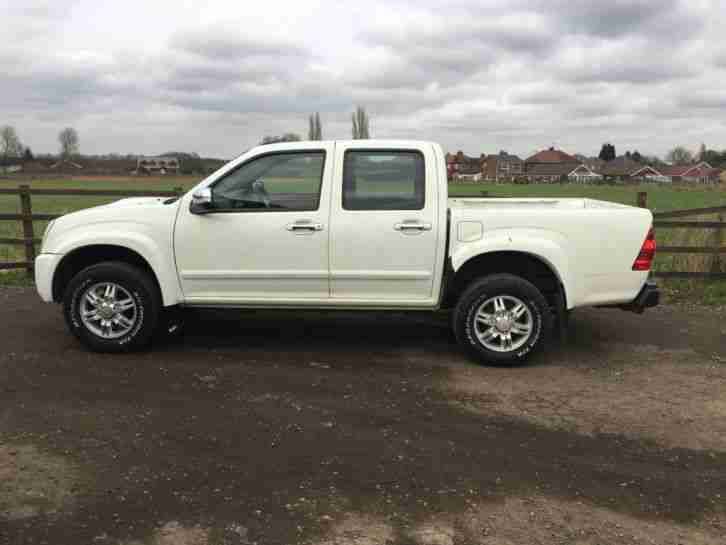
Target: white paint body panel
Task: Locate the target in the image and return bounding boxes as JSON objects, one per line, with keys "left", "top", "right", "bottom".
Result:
{"left": 327, "top": 141, "right": 446, "bottom": 304}
{"left": 39, "top": 197, "right": 183, "bottom": 306}
{"left": 174, "top": 142, "right": 334, "bottom": 302}
{"left": 36, "top": 140, "right": 653, "bottom": 312}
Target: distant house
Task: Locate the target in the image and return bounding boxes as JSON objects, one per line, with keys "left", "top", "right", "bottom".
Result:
{"left": 485, "top": 151, "right": 524, "bottom": 182}
{"left": 524, "top": 147, "right": 582, "bottom": 183}
{"left": 50, "top": 159, "right": 84, "bottom": 171}
{"left": 136, "top": 156, "right": 180, "bottom": 175}
{"left": 658, "top": 162, "right": 719, "bottom": 183}
{"left": 568, "top": 164, "right": 602, "bottom": 183}
{"left": 446, "top": 151, "right": 485, "bottom": 181}
{"left": 0, "top": 164, "right": 22, "bottom": 174}
{"left": 599, "top": 157, "right": 664, "bottom": 182}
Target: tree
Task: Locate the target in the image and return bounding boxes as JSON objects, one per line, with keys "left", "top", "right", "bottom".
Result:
{"left": 261, "top": 133, "right": 302, "bottom": 145}
{"left": 22, "top": 147, "right": 34, "bottom": 162}
{"left": 352, "top": 106, "right": 370, "bottom": 139}
{"left": 315, "top": 112, "right": 322, "bottom": 140}
{"left": 697, "top": 143, "right": 707, "bottom": 163}
{"left": 701, "top": 149, "right": 725, "bottom": 167}
{"left": 632, "top": 150, "right": 643, "bottom": 163}
{"left": 58, "top": 127, "right": 79, "bottom": 158}
{"left": 1, "top": 125, "right": 23, "bottom": 160}
{"left": 598, "top": 143, "right": 616, "bottom": 162}
{"left": 308, "top": 113, "right": 323, "bottom": 140}
{"left": 665, "top": 146, "right": 693, "bottom": 166}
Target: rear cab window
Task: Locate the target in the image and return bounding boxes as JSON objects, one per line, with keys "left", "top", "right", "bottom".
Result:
{"left": 342, "top": 150, "right": 425, "bottom": 210}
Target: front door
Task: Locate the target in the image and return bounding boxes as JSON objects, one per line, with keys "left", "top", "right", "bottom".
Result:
{"left": 174, "top": 144, "right": 333, "bottom": 303}
{"left": 329, "top": 143, "right": 441, "bottom": 303}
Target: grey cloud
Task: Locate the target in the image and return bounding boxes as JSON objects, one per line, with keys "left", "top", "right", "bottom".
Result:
{"left": 169, "top": 27, "right": 308, "bottom": 61}
{"left": 0, "top": 0, "right": 724, "bottom": 159}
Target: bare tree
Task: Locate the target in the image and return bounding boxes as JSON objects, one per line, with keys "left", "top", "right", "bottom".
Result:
{"left": 697, "top": 142, "right": 707, "bottom": 163}
{"left": 1, "top": 125, "right": 23, "bottom": 159}
{"left": 58, "top": 127, "right": 80, "bottom": 158}
{"left": 352, "top": 106, "right": 370, "bottom": 139}
{"left": 314, "top": 112, "right": 322, "bottom": 140}
{"left": 665, "top": 146, "right": 693, "bottom": 166}
{"left": 308, "top": 113, "right": 323, "bottom": 140}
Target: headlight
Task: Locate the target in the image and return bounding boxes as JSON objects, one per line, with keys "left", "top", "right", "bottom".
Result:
{"left": 41, "top": 220, "right": 56, "bottom": 252}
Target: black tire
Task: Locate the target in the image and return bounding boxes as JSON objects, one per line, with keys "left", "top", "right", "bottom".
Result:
{"left": 62, "top": 261, "right": 161, "bottom": 353}
{"left": 453, "top": 274, "right": 552, "bottom": 366}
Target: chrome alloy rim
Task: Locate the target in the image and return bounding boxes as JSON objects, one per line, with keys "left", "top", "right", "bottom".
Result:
{"left": 79, "top": 282, "right": 138, "bottom": 339}
{"left": 474, "top": 295, "right": 534, "bottom": 352}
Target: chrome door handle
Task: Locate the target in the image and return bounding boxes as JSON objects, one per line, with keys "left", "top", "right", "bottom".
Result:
{"left": 286, "top": 221, "right": 324, "bottom": 232}
{"left": 394, "top": 221, "right": 432, "bottom": 232}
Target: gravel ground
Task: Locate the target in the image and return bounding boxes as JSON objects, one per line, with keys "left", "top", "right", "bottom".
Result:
{"left": 1, "top": 287, "right": 725, "bottom": 545}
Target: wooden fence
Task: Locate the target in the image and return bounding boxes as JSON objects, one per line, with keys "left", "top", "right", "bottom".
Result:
{"left": 636, "top": 191, "right": 726, "bottom": 279}
{"left": 0, "top": 186, "right": 725, "bottom": 279}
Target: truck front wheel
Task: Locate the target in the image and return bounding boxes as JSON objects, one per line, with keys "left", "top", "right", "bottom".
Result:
{"left": 453, "top": 274, "right": 552, "bottom": 366}
{"left": 62, "top": 262, "right": 161, "bottom": 353}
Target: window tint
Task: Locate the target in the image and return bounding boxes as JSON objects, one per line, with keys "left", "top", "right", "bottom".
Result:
{"left": 211, "top": 151, "right": 324, "bottom": 211}
{"left": 342, "top": 150, "right": 425, "bottom": 210}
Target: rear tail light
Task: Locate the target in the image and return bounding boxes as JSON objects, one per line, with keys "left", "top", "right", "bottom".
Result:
{"left": 632, "top": 227, "right": 656, "bottom": 271}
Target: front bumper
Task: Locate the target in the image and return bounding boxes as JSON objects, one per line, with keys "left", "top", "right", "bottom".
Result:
{"left": 620, "top": 281, "right": 660, "bottom": 314}
{"left": 34, "top": 253, "right": 64, "bottom": 303}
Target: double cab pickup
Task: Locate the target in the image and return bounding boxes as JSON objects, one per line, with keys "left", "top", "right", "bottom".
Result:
{"left": 35, "top": 140, "right": 659, "bottom": 365}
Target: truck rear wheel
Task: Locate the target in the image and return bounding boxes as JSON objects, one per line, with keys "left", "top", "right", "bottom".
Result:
{"left": 453, "top": 274, "right": 552, "bottom": 366}
{"left": 62, "top": 261, "right": 161, "bottom": 353}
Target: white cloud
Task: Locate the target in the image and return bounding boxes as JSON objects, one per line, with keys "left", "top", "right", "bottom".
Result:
{"left": 0, "top": 0, "right": 724, "bottom": 158}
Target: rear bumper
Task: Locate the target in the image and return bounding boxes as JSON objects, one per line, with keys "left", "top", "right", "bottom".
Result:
{"left": 620, "top": 281, "right": 660, "bottom": 313}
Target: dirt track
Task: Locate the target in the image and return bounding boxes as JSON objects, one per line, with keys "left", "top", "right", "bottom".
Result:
{"left": 1, "top": 287, "right": 725, "bottom": 545}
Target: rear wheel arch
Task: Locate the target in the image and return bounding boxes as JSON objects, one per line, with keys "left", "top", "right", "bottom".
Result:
{"left": 446, "top": 250, "right": 567, "bottom": 311}
{"left": 52, "top": 245, "right": 163, "bottom": 304}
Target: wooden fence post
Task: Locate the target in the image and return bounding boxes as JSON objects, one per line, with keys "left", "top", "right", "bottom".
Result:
{"left": 19, "top": 185, "right": 35, "bottom": 276}
{"left": 712, "top": 212, "right": 724, "bottom": 274}
{"left": 637, "top": 191, "right": 648, "bottom": 208}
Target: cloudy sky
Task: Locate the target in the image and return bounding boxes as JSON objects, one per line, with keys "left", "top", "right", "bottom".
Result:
{"left": 2, "top": 0, "right": 724, "bottom": 159}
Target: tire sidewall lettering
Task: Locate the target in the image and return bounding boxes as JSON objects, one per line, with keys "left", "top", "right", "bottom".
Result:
{"left": 70, "top": 278, "right": 146, "bottom": 347}
{"left": 463, "top": 291, "right": 542, "bottom": 360}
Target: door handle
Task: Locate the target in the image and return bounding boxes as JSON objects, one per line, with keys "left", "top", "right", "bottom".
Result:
{"left": 394, "top": 221, "right": 432, "bottom": 232}
{"left": 286, "top": 221, "right": 324, "bottom": 232}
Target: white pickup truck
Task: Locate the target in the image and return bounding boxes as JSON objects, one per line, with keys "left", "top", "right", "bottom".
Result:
{"left": 35, "top": 140, "right": 659, "bottom": 365}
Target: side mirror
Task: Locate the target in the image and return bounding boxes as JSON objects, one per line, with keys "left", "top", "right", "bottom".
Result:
{"left": 190, "top": 188, "right": 213, "bottom": 214}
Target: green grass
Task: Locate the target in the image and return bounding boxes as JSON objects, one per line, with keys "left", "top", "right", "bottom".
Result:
{"left": 448, "top": 182, "right": 726, "bottom": 213}
{"left": 2, "top": 176, "right": 725, "bottom": 304}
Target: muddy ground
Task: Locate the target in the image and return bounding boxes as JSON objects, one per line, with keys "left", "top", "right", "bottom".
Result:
{"left": 1, "top": 287, "right": 725, "bottom": 545}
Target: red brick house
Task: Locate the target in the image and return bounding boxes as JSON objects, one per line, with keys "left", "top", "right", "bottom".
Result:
{"left": 446, "top": 151, "right": 485, "bottom": 181}
{"left": 658, "top": 162, "right": 719, "bottom": 183}
{"left": 485, "top": 151, "right": 524, "bottom": 182}
{"left": 524, "top": 147, "right": 582, "bottom": 183}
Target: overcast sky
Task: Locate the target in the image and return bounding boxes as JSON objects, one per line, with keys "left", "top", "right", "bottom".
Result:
{"left": 2, "top": 0, "right": 724, "bottom": 159}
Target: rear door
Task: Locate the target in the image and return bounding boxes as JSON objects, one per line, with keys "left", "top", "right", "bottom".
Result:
{"left": 329, "top": 142, "right": 441, "bottom": 303}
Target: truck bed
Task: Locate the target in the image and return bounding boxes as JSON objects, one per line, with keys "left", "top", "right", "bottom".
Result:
{"left": 448, "top": 197, "right": 631, "bottom": 211}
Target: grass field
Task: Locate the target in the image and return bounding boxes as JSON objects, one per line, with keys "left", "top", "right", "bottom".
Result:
{"left": 1, "top": 176, "right": 725, "bottom": 303}
{"left": 448, "top": 181, "right": 726, "bottom": 212}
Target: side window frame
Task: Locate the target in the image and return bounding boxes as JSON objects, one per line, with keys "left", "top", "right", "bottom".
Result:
{"left": 342, "top": 149, "right": 426, "bottom": 211}
{"left": 208, "top": 149, "right": 327, "bottom": 213}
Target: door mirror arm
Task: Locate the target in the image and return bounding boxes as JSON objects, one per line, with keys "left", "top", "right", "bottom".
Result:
{"left": 190, "top": 188, "right": 213, "bottom": 214}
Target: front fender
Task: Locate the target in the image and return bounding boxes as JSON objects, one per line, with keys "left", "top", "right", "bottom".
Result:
{"left": 47, "top": 221, "right": 182, "bottom": 306}
{"left": 451, "top": 228, "right": 574, "bottom": 308}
